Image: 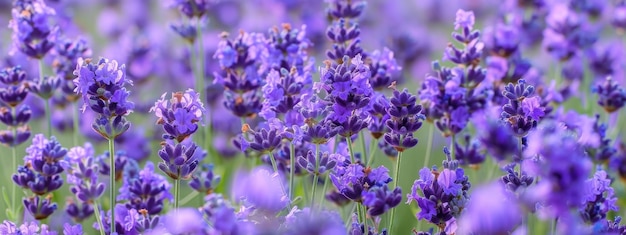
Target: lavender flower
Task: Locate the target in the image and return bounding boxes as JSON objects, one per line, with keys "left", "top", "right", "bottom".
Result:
{"left": 283, "top": 208, "right": 346, "bottom": 235}
{"left": 0, "top": 66, "right": 32, "bottom": 147}
{"left": 232, "top": 166, "right": 288, "bottom": 212}
{"left": 52, "top": 37, "right": 91, "bottom": 102}
{"left": 0, "top": 220, "right": 54, "bottom": 235}
{"left": 65, "top": 143, "right": 104, "bottom": 220}
{"left": 500, "top": 163, "right": 533, "bottom": 193}
{"left": 384, "top": 89, "right": 424, "bottom": 152}
{"left": 151, "top": 89, "right": 205, "bottom": 142}
{"left": 542, "top": 3, "right": 597, "bottom": 61}
{"left": 213, "top": 31, "right": 267, "bottom": 118}
{"left": 362, "top": 185, "right": 402, "bottom": 217}
{"left": 501, "top": 79, "right": 545, "bottom": 137}
{"left": 73, "top": 57, "right": 134, "bottom": 139}
{"left": 189, "top": 164, "right": 221, "bottom": 195}
{"left": 118, "top": 160, "right": 172, "bottom": 215}
{"left": 9, "top": 0, "right": 58, "bottom": 59}
{"left": 579, "top": 168, "right": 618, "bottom": 224}
{"left": 406, "top": 151, "right": 470, "bottom": 232}
{"left": 593, "top": 77, "right": 626, "bottom": 113}
{"left": 169, "top": 0, "right": 215, "bottom": 18}
{"left": 453, "top": 135, "right": 485, "bottom": 166}
{"left": 457, "top": 182, "right": 522, "bottom": 235}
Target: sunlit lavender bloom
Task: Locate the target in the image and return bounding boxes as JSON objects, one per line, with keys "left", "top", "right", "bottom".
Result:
{"left": 593, "top": 77, "right": 626, "bottom": 113}
{"left": 0, "top": 66, "right": 32, "bottom": 147}
{"left": 9, "top": 0, "right": 58, "bottom": 59}
{"left": 542, "top": 3, "right": 597, "bottom": 61}
{"left": 406, "top": 151, "right": 470, "bottom": 232}
{"left": 283, "top": 207, "right": 346, "bottom": 235}
{"left": 189, "top": 164, "right": 221, "bottom": 195}
{"left": 457, "top": 182, "right": 522, "bottom": 235}
{"left": 66, "top": 143, "right": 104, "bottom": 210}
{"left": 501, "top": 163, "right": 533, "bottom": 193}
{"left": 214, "top": 31, "right": 267, "bottom": 118}
{"left": 151, "top": 89, "right": 204, "bottom": 142}
{"left": 579, "top": 168, "right": 619, "bottom": 224}
{"left": 501, "top": 79, "right": 545, "bottom": 137}
{"left": 232, "top": 166, "right": 288, "bottom": 212}
{"left": 368, "top": 48, "right": 400, "bottom": 91}
{"left": 384, "top": 89, "right": 424, "bottom": 152}
{"left": 118, "top": 160, "right": 172, "bottom": 215}
{"left": 0, "top": 220, "right": 55, "bottom": 235}
{"left": 525, "top": 120, "right": 592, "bottom": 218}
{"left": 453, "top": 135, "right": 485, "bottom": 166}
{"left": 169, "top": 0, "right": 216, "bottom": 18}
{"left": 73, "top": 57, "right": 134, "bottom": 139}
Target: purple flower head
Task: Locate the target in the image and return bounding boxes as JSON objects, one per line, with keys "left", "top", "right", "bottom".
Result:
{"left": 63, "top": 223, "right": 83, "bottom": 235}
{"left": 14, "top": 134, "right": 66, "bottom": 195}
{"left": 542, "top": 3, "right": 598, "bottom": 61}
{"left": 0, "top": 220, "right": 54, "bottom": 235}
{"left": 593, "top": 77, "right": 626, "bottom": 113}
{"left": 369, "top": 47, "right": 401, "bottom": 91}
{"left": 162, "top": 208, "right": 206, "bottom": 234}
{"left": 283, "top": 208, "right": 346, "bottom": 235}
{"left": 0, "top": 66, "right": 32, "bottom": 147}
{"left": 214, "top": 31, "right": 267, "bottom": 118}
{"left": 73, "top": 57, "right": 134, "bottom": 139}
{"left": 266, "top": 24, "right": 313, "bottom": 72}
{"left": 52, "top": 37, "right": 91, "bottom": 81}
{"left": 260, "top": 66, "right": 311, "bottom": 124}
{"left": 30, "top": 75, "right": 61, "bottom": 100}
{"left": 330, "top": 163, "right": 366, "bottom": 201}
{"left": 24, "top": 195, "right": 57, "bottom": 220}
{"left": 454, "top": 10, "right": 475, "bottom": 30}
{"left": 65, "top": 200, "right": 94, "bottom": 222}
{"left": 453, "top": 135, "right": 485, "bottom": 166}
{"left": 325, "top": 17, "right": 365, "bottom": 62}
{"left": 151, "top": 89, "right": 205, "bottom": 142}
{"left": 169, "top": 0, "right": 216, "bottom": 18}
{"left": 298, "top": 150, "right": 337, "bottom": 176}
{"left": 119, "top": 160, "right": 172, "bottom": 215}
{"left": 66, "top": 143, "right": 105, "bottom": 204}
{"left": 457, "top": 182, "right": 522, "bottom": 235}
{"left": 384, "top": 88, "right": 424, "bottom": 152}
{"left": 170, "top": 22, "right": 197, "bottom": 44}
{"left": 157, "top": 141, "right": 200, "bottom": 180}
{"left": 525, "top": 120, "right": 592, "bottom": 218}
{"left": 587, "top": 42, "right": 622, "bottom": 80}
{"left": 580, "top": 168, "right": 618, "bottom": 224}
{"left": 232, "top": 166, "right": 288, "bottom": 212}
{"left": 9, "top": 0, "right": 58, "bottom": 59}
{"left": 613, "top": 2, "right": 626, "bottom": 30}
{"left": 362, "top": 185, "right": 402, "bottom": 217}
{"left": 189, "top": 163, "right": 221, "bottom": 195}
{"left": 501, "top": 163, "right": 533, "bottom": 193}
{"left": 501, "top": 79, "right": 544, "bottom": 137}
{"left": 326, "top": 0, "right": 367, "bottom": 20}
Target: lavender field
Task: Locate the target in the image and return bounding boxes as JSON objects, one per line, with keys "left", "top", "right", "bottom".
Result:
{"left": 1, "top": 0, "right": 626, "bottom": 234}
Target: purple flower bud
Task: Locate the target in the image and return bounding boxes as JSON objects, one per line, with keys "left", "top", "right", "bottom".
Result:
{"left": 24, "top": 195, "right": 57, "bottom": 220}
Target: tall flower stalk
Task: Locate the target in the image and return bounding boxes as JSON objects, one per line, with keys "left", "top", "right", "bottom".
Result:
{"left": 150, "top": 89, "right": 205, "bottom": 210}
{"left": 74, "top": 58, "right": 134, "bottom": 234}
{"left": 0, "top": 66, "right": 32, "bottom": 222}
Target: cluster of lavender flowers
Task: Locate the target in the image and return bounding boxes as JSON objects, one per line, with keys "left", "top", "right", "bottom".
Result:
{"left": 3, "top": 0, "right": 626, "bottom": 234}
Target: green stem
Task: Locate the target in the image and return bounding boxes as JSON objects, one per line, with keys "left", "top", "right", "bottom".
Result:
{"left": 423, "top": 124, "right": 435, "bottom": 168}
{"left": 289, "top": 142, "right": 295, "bottom": 200}
{"left": 388, "top": 151, "right": 403, "bottom": 233}
{"left": 360, "top": 132, "right": 367, "bottom": 164}
{"left": 450, "top": 134, "right": 456, "bottom": 159}
{"left": 311, "top": 144, "right": 319, "bottom": 206}
{"left": 319, "top": 174, "right": 329, "bottom": 210}
{"left": 174, "top": 179, "right": 180, "bottom": 210}
{"left": 366, "top": 137, "right": 376, "bottom": 167}
{"left": 44, "top": 98, "right": 51, "bottom": 137}
{"left": 11, "top": 146, "right": 16, "bottom": 222}
{"left": 93, "top": 203, "right": 106, "bottom": 235}
{"left": 108, "top": 137, "right": 116, "bottom": 234}
{"left": 72, "top": 102, "right": 79, "bottom": 146}
{"left": 347, "top": 136, "right": 355, "bottom": 163}
{"left": 268, "top": 151, "right": 287, "bottom": 197}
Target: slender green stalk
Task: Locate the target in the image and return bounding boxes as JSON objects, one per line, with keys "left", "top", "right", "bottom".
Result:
{"left": 550, "top": 218, "right": 558, "bottom": 235}
{"left": 366, "top": 138, "right": 376, "bottom": 167}
{"left": 11, "top": 146, "right": 16, "bottom": 222}
{"left": 423, "top": 124, "right": 435, "bottom": 168}
{"left": 311, "top": 144, "right": 319, "bottom": 206}
{"left": 347, "top": 137, "right": 355, "bottom": 163}
{"left": 93, "top": 203, "right": 106, "bottom": 235}
{"left": 108, "top": 137, "right": 116, "bottom": 234}
{"left": 268, "top": 152, "right": 287, "bottom": 196}
{"left": 174, "top": 179, "right": 180, "bottom": 210}
{"left": 450, "top": 134, "right": 456, "bottom": 159}
{"left": 388, "top": 151, "right": 403, "bottom": 233}
{"left": 360, "top": 132, "right": 367, "bottom": 164}
{"left": 72, "top": 102, "right": 79, "bottom": 146}
{"left": 44, "top": 99, "right": 51, "bottom": 137}
{"left": 319, "top": 174, "right": 329, "bottom": 210}
{"left": 344, "top": 203, "right": 357, "bottom": 229}
{"left": 289, "top": 142, "right": 296, "bottom": 200}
